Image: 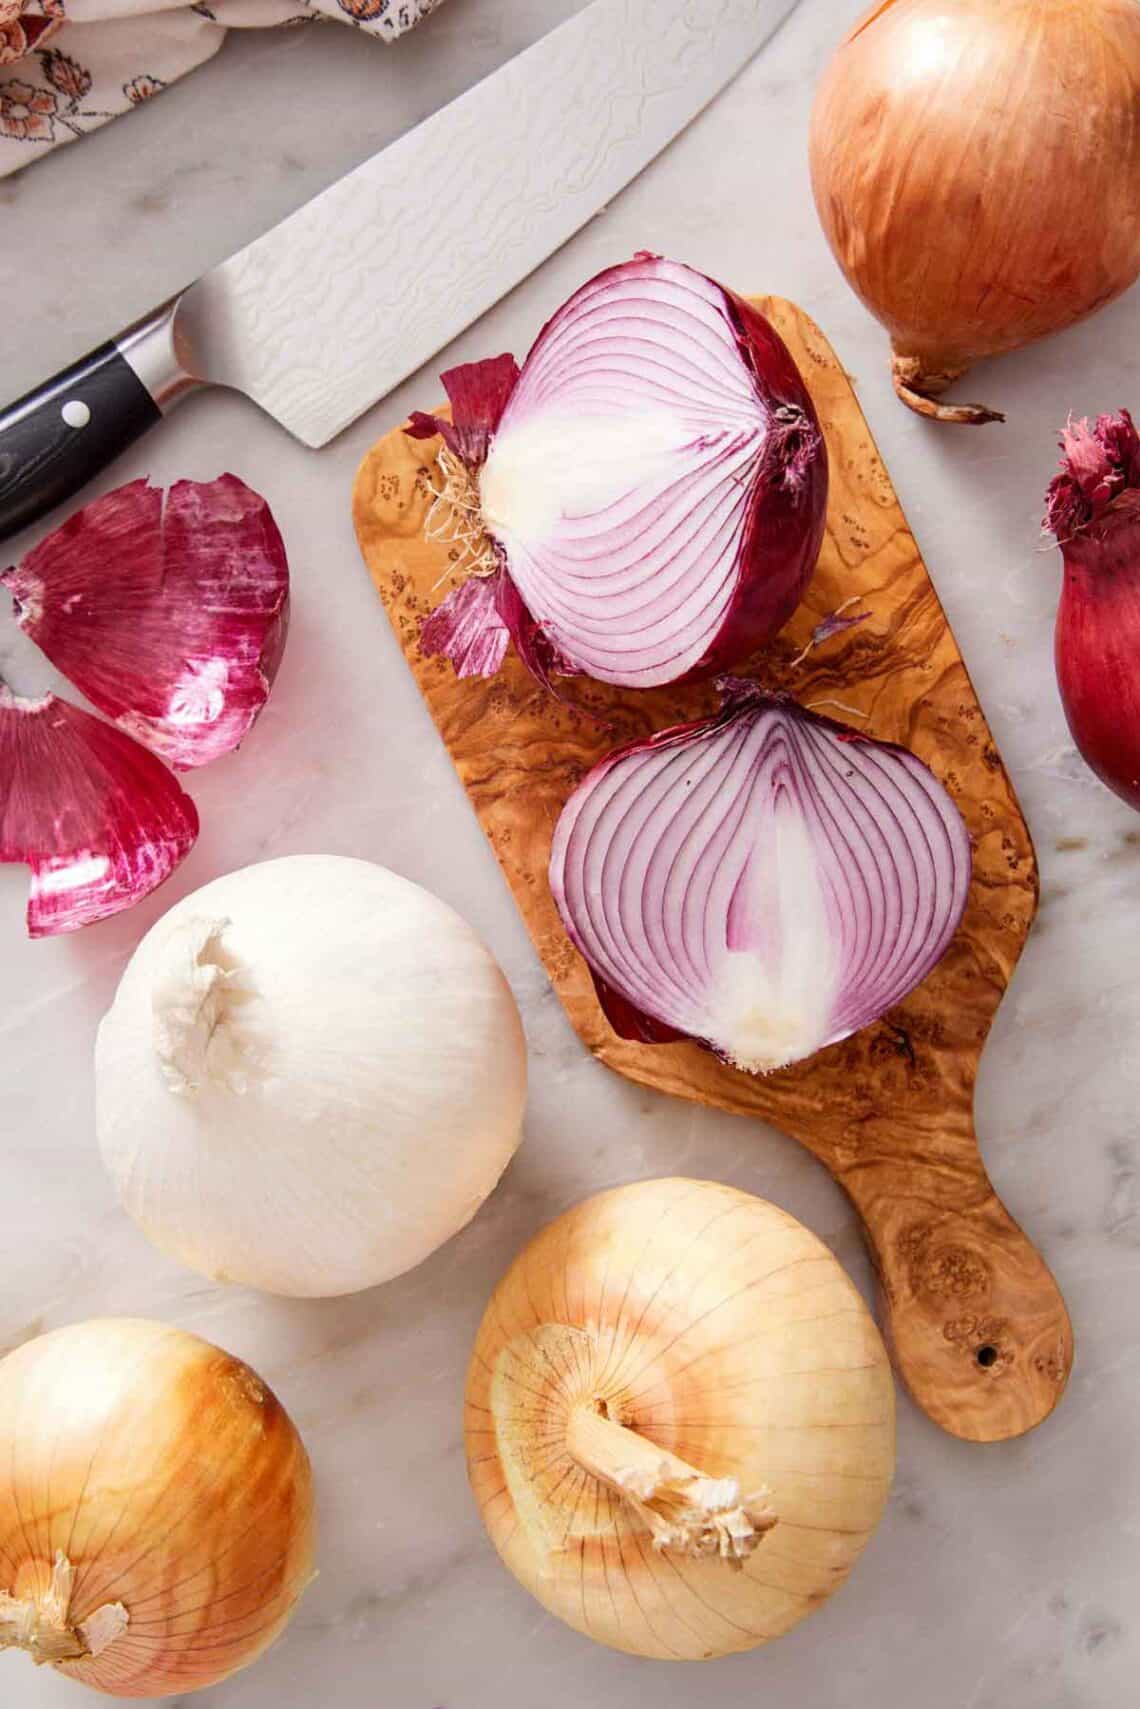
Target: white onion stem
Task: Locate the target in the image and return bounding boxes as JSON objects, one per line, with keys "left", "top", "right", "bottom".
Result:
{"left": 0, "top": 1553, "right": 128, "bottom": 1666}
{"left": 565, "top": 1405, "right": 777, "bottom": 1563}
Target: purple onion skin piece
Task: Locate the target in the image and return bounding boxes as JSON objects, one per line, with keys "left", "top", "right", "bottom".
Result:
{"left": 0, "top": 687, "right": 199, "bottom": 937}
{"left": 549, "top": 682, "right": 972, "bottom": 1076}
{"left": 2, "top": 476, "right": 290, "bottom": 772}
{"left": 408, "top": 353, "right": 521, "bottom": 469}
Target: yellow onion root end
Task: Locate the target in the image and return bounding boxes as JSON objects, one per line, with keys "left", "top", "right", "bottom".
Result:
{"left": 0, "top": 1552, "right": 128, "bottom": 1667}
{"left": 890, "top": 350, "right": 1005, "bottom": 427}
{"left": 566, "top": 1404, "right": 777, "bottom": 1565}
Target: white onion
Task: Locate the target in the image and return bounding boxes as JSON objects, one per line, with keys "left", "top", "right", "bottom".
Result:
{"left": 96, "top": 855, "right": 527, "bottom": 1296}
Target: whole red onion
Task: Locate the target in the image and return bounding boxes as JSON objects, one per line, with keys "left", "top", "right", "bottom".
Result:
{"left": 1046, "top": 410, "right": 1140, "bottom": 811}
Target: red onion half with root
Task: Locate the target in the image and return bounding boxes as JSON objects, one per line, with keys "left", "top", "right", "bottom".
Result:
{"left": 409, "top": 256, "right": 828, "bottom": 689}
{"left": 1046, "top": 409, "right": 1140, "bottom": 811}
{"left": 550, "top": 682, "right": 971, "bottom": 1075}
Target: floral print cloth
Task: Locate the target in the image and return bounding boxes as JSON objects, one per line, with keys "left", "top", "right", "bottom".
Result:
{"left": 0, "top": 0, "right": 444, "bottom": 176}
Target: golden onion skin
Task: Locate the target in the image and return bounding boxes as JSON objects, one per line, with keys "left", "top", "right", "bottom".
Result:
{"left": 0, "top": 1319, "right": 315, "bottom": 1698}
{"left": 810, "top": 0, "right": 1140, "bottom": 420}
{"left": 465, "top": 1179, "right": 895, "bottom": 1660}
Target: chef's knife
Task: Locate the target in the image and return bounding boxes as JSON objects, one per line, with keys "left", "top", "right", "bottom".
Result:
{"left": 0, "top": 0, "right": 800, "bottom": 545}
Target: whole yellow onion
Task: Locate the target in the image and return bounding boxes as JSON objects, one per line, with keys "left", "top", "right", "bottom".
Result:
{"left": 465, "top": 1179, "right": 894, "bottom": 1660}
{"left": 810, "top": 0, "right": 1140, "bottom": 423}
{"left": 0, "top": 1320, "right": 314, "bottom": 1698}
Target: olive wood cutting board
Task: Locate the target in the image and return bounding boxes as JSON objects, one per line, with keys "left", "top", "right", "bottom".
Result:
{"left": 353, "top": 296, "right": 1073, "bottom": 1443}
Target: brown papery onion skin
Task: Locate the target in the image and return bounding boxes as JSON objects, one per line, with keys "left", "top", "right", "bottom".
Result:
{"left": 0, "top": 1320, "right": 314, "bottom": 1698}
{"left": 466, "top": 1179, "right": 894, "bottom": 1660}
{"left": 810, "top": 0, "right": 1140, "bottom": 424}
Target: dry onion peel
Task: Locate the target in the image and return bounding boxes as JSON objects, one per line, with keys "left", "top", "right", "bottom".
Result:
{"left": 96, "top": 855, "right": 527, "bottom": 1297}
{"left": 810, "top": 1, "right": 1140, "bottom": 424}
{"left": 466, "top": 1177, "right": 894, "bottom": 1660}
{"left": 0, "top": 1318, "right": 314, "bottom": 1698}
{"left": 2, "top": 475, "right": 289, "bottom": 769}
{"left": 0, "top": 686, "right": 198, "bottom": 936}
{"left": 411, "top": 255, "right": 828, "bottom": 689}
{"left": 1046, "top": 408, "right": 1140, "bottom": 811}
{"left": 549, "top": 680, "right": 971, "bottom": 1074}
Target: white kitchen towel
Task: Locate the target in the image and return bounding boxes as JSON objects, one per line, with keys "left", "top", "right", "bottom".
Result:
{"left": 0, "top": 0, "right": 444, "bottom": 176}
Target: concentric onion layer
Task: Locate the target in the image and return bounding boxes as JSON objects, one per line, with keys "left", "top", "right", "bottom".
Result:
{"left": 476, "top": 256, "right": 826, "bottom": 686}
{"left": 549, "top": 693, "right": 972, "bottom": 1073}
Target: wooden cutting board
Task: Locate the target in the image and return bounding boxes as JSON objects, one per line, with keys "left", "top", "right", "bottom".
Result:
{"left": 353, "top": 297, "right": 1073, "bottom": 1443}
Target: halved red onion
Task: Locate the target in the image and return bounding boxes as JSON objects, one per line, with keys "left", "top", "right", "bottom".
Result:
{"left": 1, "top": 475, "right": 289, "bottom": 770}
{"left": 410, "top": 255, "right": 828, "bottom": 690}
{"left": 549, "top": 682, "right": 971, "bottom": 1075}
{"left": 0, "top": 687, "right": 198, "bottom": 937}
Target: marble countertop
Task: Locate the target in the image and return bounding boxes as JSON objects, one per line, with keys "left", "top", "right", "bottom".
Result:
{"left": 3, "top": 1, "right": 1139, "bottom": 1704}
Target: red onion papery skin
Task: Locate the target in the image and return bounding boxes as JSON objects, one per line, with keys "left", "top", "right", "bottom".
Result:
{"left": 705, "top": 291, "right": 829, "bottom": 664}
{"left": 1, "top": 475, "right": 289, "bottom": 770}
{"left": 408, "top": 256, "right": 828, "bottom": 691}
{"left": 549, "top": 681, "right": 971, "bottom": 1075}
{"left": 0, "top": 687, "right": 199, "bottom": 936}
{"left": 408, "top": 352, "right": 520, "bottom": 468}
{"left": 1046, "top": 410, "right": 1140, "bottom": 812}
{"left": 418, "top": 551, "right": 577, "bottom": 693}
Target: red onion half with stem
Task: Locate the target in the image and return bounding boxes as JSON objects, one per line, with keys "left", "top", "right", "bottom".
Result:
{"left": 549, "top": 682, "right": 971, "bottom": 1075}
{"left": 1045, "top": 409, "right": 1140, "bottom": 812}
{"left": 409, "top": 256, "right": 829, "bottom": 690}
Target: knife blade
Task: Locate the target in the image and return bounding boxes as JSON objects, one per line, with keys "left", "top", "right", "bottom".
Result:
{"left": 0, "top": 0, "right": 800, "bottom": 545}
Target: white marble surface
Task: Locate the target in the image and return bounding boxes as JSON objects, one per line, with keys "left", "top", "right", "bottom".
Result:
{"left": 3, "top": 1, "right": 1140, "bottom": 1704}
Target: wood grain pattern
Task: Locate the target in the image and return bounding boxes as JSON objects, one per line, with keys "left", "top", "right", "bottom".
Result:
{"left": 353, "top": 298, "right": 1073, "bottom": 1443}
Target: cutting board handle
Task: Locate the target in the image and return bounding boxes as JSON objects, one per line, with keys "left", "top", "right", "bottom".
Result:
{"left": 837, "top": 1141, "right": 1073, "bottom": 1441}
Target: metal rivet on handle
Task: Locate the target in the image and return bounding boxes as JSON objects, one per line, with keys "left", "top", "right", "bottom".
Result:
{"left": 61, "top": 400, "right": 91, "bottom": 429}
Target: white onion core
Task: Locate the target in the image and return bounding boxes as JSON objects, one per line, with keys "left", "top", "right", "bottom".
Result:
{"left": 703, "top": 802, "right": 841, "bottom": 1072}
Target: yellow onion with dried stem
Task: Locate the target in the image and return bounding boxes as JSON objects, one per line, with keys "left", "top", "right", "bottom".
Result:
{"left": 465, "top": 1179, "right": 894, "bottom": 1659}
{"left": 810, "top": 0, "right": 1140, "bottom": 424}
{"left": 0, "top": 1319, "right": 314, "bottom": 1698}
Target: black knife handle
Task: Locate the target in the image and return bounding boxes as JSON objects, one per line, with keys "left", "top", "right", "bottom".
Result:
{"left": 0, "top": 343, "right": 162, "bottom": 545}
